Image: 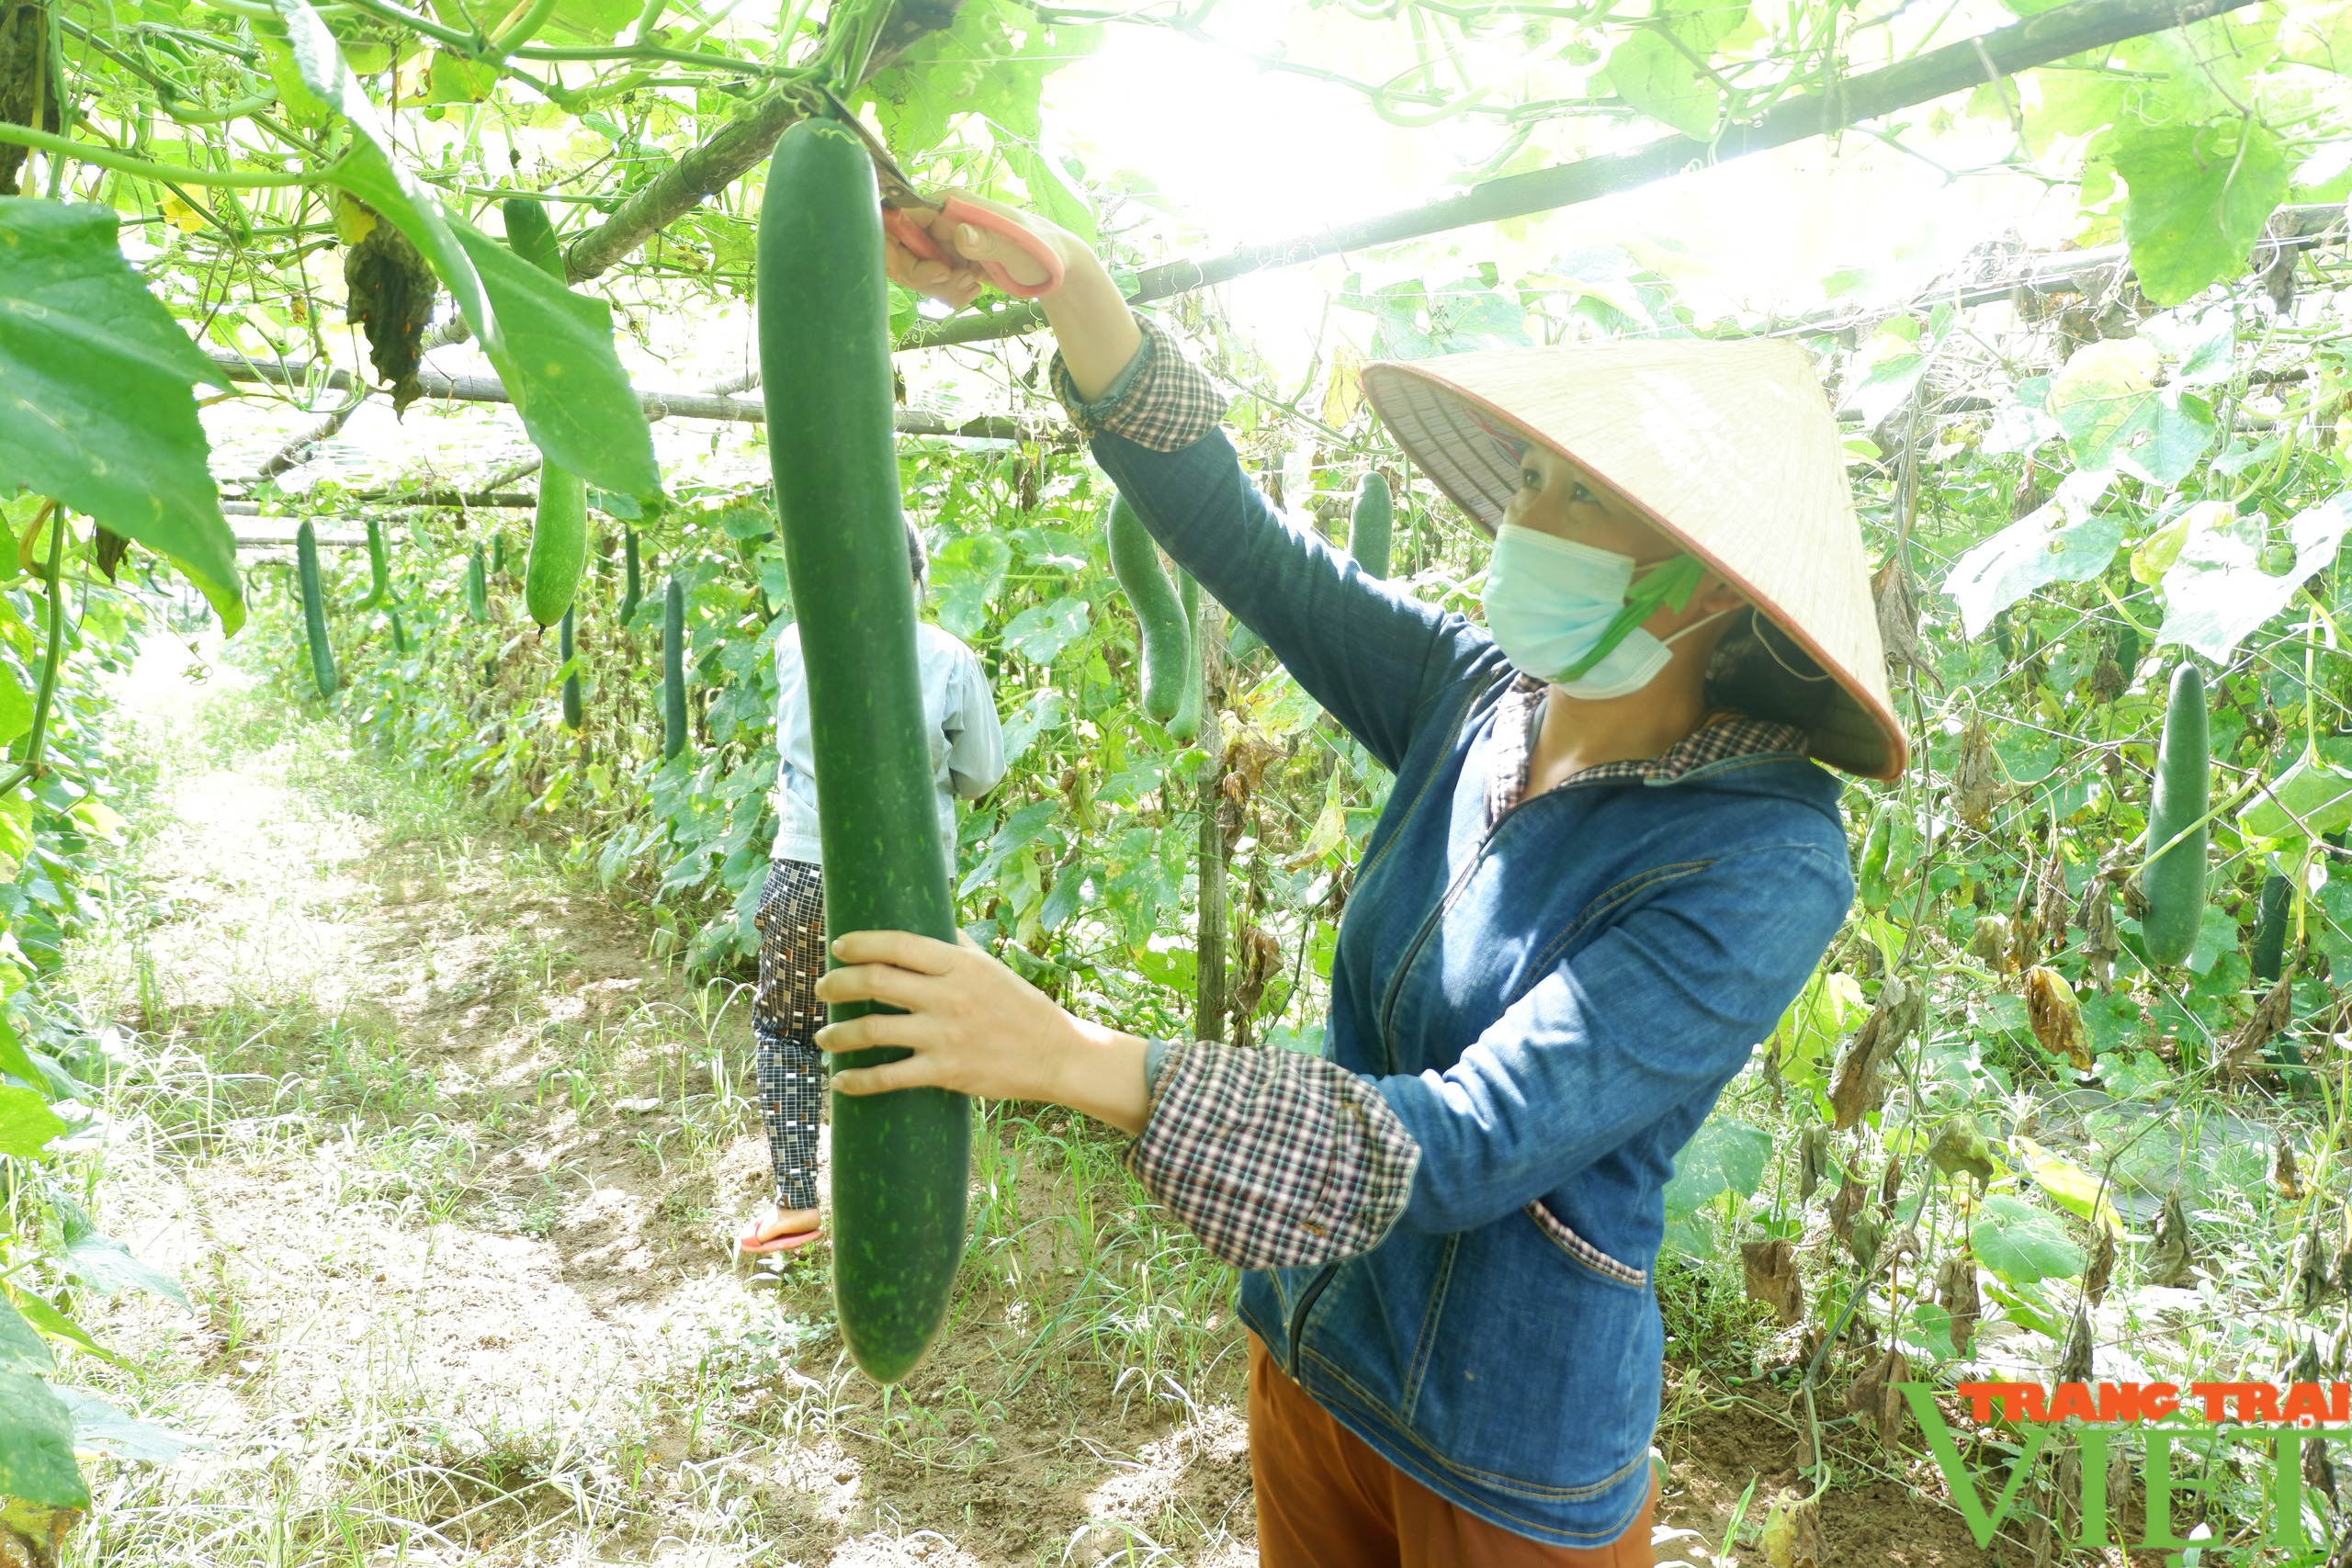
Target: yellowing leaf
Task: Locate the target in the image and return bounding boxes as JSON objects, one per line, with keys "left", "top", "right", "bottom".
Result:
{"left": 72, "top": 801, "right": 124, "bottom": 842}
{"left": 2131, "top": 499, "right": 2226, "bottom": 586}
{"left": 1321, "top": 344, "right": 1363, "bottom": 429}
{"left": 332, "top": 191, "right": 379, "bottom": 245}
{"left": 2011, "top": 1134, "right": 2126, "bottom": 1237}
{"left": 1291, "top": 773, "right": 1348, "bottom": 866}
{"left": 1767, "top": 969, "right": 1866, "bottom": 1088}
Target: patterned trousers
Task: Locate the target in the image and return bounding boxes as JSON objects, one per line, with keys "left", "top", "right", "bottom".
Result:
{"left": 752, "top": 859, "right": 828, "bottom": 1211}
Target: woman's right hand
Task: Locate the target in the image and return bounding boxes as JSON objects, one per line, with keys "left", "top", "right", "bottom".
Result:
{"left": 881, "top": 192, "right": 1080, "bottom": 310}
{"left": 879, "top": 191, "right": 1141, "bottom": 400}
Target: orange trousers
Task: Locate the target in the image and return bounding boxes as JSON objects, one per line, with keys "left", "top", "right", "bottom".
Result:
{"left": 1250, "top": 1334, "right": 1657, "bottom": 1567}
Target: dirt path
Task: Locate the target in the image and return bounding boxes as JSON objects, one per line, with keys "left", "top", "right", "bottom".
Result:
{"left": 58, "top": 649, "right": 2007, "bottom": 1567}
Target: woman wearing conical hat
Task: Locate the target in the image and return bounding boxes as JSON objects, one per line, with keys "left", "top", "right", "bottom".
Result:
{"left": 817, "top": 198, "right": 1906, "bottom": 1564}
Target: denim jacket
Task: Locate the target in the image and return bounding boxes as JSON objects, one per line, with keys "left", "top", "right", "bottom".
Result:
{"left": 1091, "top": 417, "right": 1852, "bottom": 1548}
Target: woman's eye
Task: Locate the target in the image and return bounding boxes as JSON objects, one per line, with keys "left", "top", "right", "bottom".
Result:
{"left": 1570, "top": 482, "right": 1595, "bottom": 504}
{"left": 1520, "top": 468, "right": 1543, "bottom": 491}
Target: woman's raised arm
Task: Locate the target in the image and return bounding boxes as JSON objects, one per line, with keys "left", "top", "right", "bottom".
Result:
{"left": 888, "top": 197, "right": 1504, "bottom": 772}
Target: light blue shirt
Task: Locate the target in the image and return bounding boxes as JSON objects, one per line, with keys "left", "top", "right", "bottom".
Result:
{"left": 769, "top": 619, "right": 1006, "bottom": 865}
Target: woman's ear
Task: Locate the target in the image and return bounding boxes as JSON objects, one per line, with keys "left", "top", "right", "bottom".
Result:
{"left": 1697, "top": 576, "right": 1749, "bottom": 615}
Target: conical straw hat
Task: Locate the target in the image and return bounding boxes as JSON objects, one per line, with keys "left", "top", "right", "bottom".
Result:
{"left": 1361, "top": 338, "right": 1906, "bottom": 782}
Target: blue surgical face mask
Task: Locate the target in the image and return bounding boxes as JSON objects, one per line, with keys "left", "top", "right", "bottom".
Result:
{"left": 1482, "top": 525, "right": 1728, "bottom": 700}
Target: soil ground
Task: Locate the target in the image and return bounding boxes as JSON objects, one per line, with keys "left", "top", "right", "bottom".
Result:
{"left": 57, "top": 649, "right": 2047, "bottom": 1566}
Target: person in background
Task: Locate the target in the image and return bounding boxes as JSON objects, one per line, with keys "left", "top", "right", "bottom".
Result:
{"left": 737, "top": 517, "right": 1006, "bottom": 1256}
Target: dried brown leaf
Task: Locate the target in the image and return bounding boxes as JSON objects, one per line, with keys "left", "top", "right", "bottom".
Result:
{"left": 1871, "top": 558, "right": 1934, "bottom": 682}
{"left": 2296, "top": 1222, "right": 2335, "bottom": 1309}
{"left": 2077, "top": 880, "right": 2119, "bottom": 983}
{"left": 1847, "top": 1212, "right": 1884, "bottom": 1273}
{"left": 1928, "top": 1117, "right": 1994, "bottom": 1188}
{"left": 2229, "top": 975, "right": 2299, "bottom": 1087}
{"left": 1847, "top": 1348, "right": 1913, "bottom": 1442}
{"left": 1797, "top": 1125, "right": 1830, "bottom": 1201}
{"left": 1829, "top": 1171, "right": 1867, "bottom": 1241}
{"left": 1953, "top": 716, "right": 1999, "bottom": 829}
{"left": 1971, "top": 913, "right": 2012, "bottom": 970}
{"left": 2148, "top": 1191, "right": 2197, "bottom": 1287}
{"left": 344, "top": 215, "right": 439, "bottom": 413}
{"left": 1741, "top": 1237, "right": 1804, "bottom": 1326}
{"left": 2057, "top": 1301, "right": 2095, "bottom": 1385}
{"left": 2025, "top": 965, "right": 2094, "bottom": 1071}
{"left": 2278, "top": 1132, "right": 2307, "bottom": 1202}
{"left": 2085, "top": 1227, "right": 2117, "bottom": 1306}
{"left": 1937, "top": 1253, "right": 1981, "bottom": 1357}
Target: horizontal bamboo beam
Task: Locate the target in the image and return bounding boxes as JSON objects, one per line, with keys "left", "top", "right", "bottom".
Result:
{"left": 898, "top": 0, "right": 2270, "bottom": 353}
{"left": 204, "top": 348, "right": 1072, "bottom": 443}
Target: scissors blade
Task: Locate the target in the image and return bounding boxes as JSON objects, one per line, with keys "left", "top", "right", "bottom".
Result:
{"left": 814, "top": 85, "right": 937, "bottom": 212}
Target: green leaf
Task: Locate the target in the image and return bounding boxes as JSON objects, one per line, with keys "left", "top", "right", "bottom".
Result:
{"left": 1605, "top": 0, "right": 1750, "bottom": 137}
{"left": 61, "top": 1229, "right": 190, "bottom": 1311}
{"left": 1662, "top": 1115, "right": 1771, "bottom": 1214}
{"left": 2113, "top": 121, "right": 2290, "bottom": 306}
{"left": 261, "top": 0, "right": 657, "bottom": 498}
{"left": 2, "top": 1287, "right": 119, "bottom": 1366}
{"left": 2042, "top": 333, "right": 2218, "bottom": 483}
{"left": 0, "top": 1371, "right": 86, "bottom": 1507}
{"left": 2132, "top": 499, "right": 2211, "bottom": 585}
{"left": 866, "top": 0, "right": 1093, "bottom": 153}
{"left": 2186, "top": 902, "right": 2240, "bottom": 976}
{"left": 991, "top": 124, "right": 1097, "bottom": 248}
{"left": 1000, "top": 596, "right": 1091, "bottom": 665}
{"left": 2143, "top": 305, "right": 2237, "bottom": 386}
{"left": 2240, "top": 744, "right": 2352, "bottom": 841}
{"left": 52, "top": 1385, "right": 203, "bottom": 1462}
{"left": 930, "top": 534, "right": 1012, "bottom": 640}
{"left": 1928, "top": 1118, "right": 1994, "bottom": 1184}
{"left": 0, "top": 200, "right": 244, "bottom": 631}
{"left": 0, "top": 1084, "right": 62, "bottom": 1156}
{"left": 1969, "top": 1193, "right": 2086, "bottom": 1284}
{"left": 0, "top": 658, "right": 30, "bottom": 749}
{"left": 424, "top": 51, "right": 498, "bottom": 105}
{"left": 1129, "top": 938, "right": 1195, "bottom": 993}
{"left": 0, "top": 1293, "right": 54, "bottom": 1376}
{"left": 447, "top": 219, "right": 661, "bottom": 496}
{"left": 542, "top": 0, "right": 639, "bottom": 43}
{"left": 2282, "top": 0, "right": 2352, "bottom": 73}
{"left": 0, "top": 1010, "right": 42, "bottom": 1087}
{"left": 1605, "top": 29, "right": 1719, "bottom": 139}
{"left": 1942, "top": 470, "right": 2120, "bottom": 637}
{"left": 997, "top": 686, "right": 1064, "bottom": 767}
{"left": 1040, "top": 863, "right": 1089, "bottom": 933}
{"left": 2158, "top": 494, "right": 2352, "bottom": 660}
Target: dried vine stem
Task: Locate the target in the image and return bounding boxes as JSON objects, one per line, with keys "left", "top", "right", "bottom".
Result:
{"left": 560, "top": 0, "right": 961, "bottom": 285}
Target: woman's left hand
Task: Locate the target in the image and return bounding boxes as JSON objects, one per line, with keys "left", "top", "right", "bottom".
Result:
{"left": 814, "top": 931, "right": 1150, "bottom": 1134}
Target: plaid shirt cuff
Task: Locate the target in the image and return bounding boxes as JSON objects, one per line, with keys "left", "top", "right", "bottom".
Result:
{"left": 1050, "top": 316, "right": 1227, "bottom": 452}
{"left": 1124, "top": 1042, "right": 1419, "bottom": 1270}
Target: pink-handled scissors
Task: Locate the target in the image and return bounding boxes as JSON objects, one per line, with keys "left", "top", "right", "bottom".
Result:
{"left": 822, "top": 93, "right": 1065, "bottom": 300}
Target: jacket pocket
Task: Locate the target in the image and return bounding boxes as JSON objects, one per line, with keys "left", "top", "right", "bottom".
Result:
{"left": 1524, "top": 1201, "right": 1647, "bottom": 1290}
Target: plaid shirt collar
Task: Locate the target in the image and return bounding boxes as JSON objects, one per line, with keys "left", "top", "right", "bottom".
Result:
{"left": 1484, "top": 674, "right": 1805, "bottom": 826}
